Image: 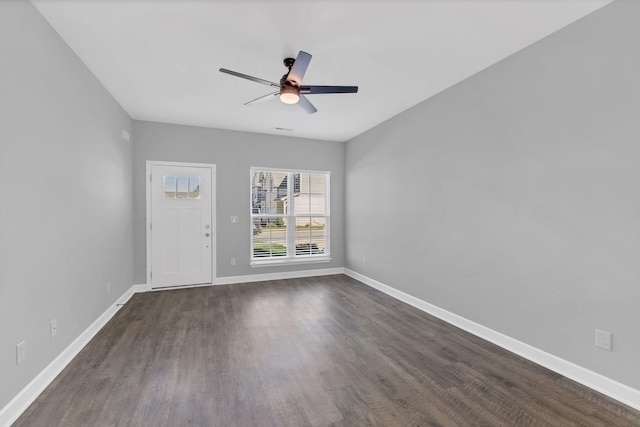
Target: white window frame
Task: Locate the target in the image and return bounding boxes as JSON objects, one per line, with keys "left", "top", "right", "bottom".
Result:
{"left": 250, "top": 167, "right": 331, "bottom": 267}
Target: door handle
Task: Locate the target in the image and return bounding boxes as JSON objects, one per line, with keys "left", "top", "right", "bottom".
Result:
{"left": 205, "top": 233, "right": 211, "bottom": 237}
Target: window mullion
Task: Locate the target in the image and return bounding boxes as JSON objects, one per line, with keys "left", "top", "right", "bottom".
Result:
{"left": 287, "top": 172, "right": 295, "bottom": 258}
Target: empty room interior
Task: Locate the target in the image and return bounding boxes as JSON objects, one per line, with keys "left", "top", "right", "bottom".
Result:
{"left": 2, "top": 0, "right": 640, "bottom": 425}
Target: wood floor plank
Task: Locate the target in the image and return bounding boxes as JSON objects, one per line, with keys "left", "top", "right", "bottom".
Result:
{"left": 12, "top": 274, "right": 640, "bottom": 426}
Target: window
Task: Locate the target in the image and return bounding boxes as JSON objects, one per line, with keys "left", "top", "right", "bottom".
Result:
{"left": 250, "top": 168, "right": 330, "bottom": 264}
{"left": 163, "top": 175, "right": 201, "bottom": 199}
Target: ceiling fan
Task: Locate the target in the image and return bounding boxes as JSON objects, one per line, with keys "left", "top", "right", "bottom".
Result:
{"left": 219, "top": 51, "right": 358, "bottom": 114}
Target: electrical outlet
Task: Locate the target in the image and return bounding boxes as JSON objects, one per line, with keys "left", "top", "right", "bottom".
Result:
{"left": 230, "top": 216, "right": 238, "bottom": 224}
{"left": 107, "top": 281, "right": 111, "bottom": 293}
{"left": 16, "top": 341, "right": 26, "bottom": 364}
{"left": 230, "top": 258, "right": 236, "bottom": 266}
{"left": 595, "top": 329, "right": 612, "bottom": 351}
{"left": 50, "top": 319, "right": 57, "bottom": 338}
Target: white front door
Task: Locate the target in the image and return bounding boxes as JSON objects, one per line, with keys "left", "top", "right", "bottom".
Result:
{"left": 149, "top": 163, "right": 215, "bottom": 288}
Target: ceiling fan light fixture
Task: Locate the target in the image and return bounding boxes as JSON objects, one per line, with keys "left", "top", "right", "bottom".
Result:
{"left": 280, "top": 93, "right": 299, "bottom": 104}
{"left": 280, "top": 85, "right": 300, "bottom": 104}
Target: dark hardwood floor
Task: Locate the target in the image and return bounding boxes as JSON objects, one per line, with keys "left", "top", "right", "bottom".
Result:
{"left": 14, "top": 275, "right": 640, "bottom": 426}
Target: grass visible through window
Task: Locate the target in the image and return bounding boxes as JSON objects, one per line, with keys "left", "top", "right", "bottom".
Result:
{"left": 253, "top": 243, "right": 287, "bottom": 257}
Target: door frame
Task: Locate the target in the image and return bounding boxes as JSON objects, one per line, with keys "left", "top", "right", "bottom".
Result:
{"left": 145, "top": 160, "right": 217, "bottom": 290}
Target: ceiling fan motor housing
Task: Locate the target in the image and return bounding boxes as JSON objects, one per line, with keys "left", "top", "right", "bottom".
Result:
{"left": 283, "top": 57, "right": 296, "bottom": 69}
{"left": 280, "top": 56, "right": 301, "bottom": 103}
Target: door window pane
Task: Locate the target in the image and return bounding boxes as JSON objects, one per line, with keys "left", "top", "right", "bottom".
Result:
{"left": 163, "top": 176, "right": 176, "bottom": 199}
{"left": 188, "top": 176, "right": 201, "bottom": 199}
{"left": 176, "top": 176, "right": 188, "bottom": 198}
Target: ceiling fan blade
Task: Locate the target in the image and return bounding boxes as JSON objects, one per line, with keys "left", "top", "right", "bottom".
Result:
{"left": 300, "top": 85, "right": 358, "bottom": 94}
{"left": 219, "top": 68, "right": 280, "bottom": 87}
{"left": 244, "top": 91, "right": 280, "bottom": 106}
{"left": 297, "top": 95, "right": 317, "bottom": 114}
{"left": 287, "top": 51, "right": 312, "bottom": 86}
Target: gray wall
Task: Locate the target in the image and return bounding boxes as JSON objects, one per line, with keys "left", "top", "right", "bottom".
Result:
{"left": 0, "top": 2, "right": 134, "bottom": 408}
{"left": 133, "top": 121, "right": 345, "bottom": 283}
{"left": 345, "top": 0, "right": 640, "bottom": 390}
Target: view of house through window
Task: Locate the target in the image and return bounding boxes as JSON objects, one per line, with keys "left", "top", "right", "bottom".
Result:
{"left": 251, "top": 169, "right": 329, "bottom": 262}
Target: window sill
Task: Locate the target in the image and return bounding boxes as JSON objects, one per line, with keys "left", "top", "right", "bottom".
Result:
{"left": 250, "top": 256, "right": 332, "bottom": 268}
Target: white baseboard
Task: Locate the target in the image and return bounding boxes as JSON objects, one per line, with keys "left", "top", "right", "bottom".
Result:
{"left": 130, "top": 284, "right": 148, "bottom": 294}
{"left": 0, "top": 285, "right": 138, "bottom": 427}
{"left": 216, "top": 267, "right": 345, "bottom": 285}
{"left": 344, "top": 268, "right": 640, "bottom": 413}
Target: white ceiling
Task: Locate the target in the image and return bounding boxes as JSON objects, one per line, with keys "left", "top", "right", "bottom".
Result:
{"left": 32, "top": 0, "right": 612, "bottom": 142}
